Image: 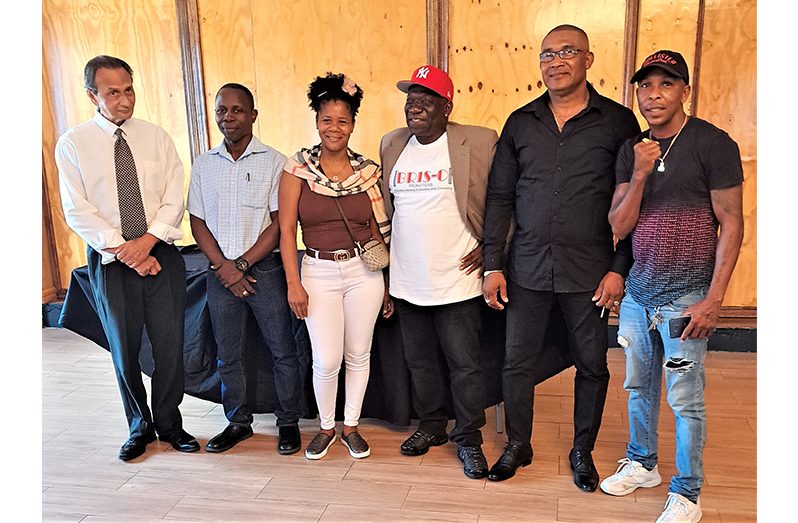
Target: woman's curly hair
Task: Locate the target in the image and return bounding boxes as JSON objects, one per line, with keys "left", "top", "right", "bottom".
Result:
{"left": 307, "top": 72, "right": 363, "bottom": 119}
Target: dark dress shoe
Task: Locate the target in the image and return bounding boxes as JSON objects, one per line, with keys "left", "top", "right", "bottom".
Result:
{"left": 487, "top": 442, "right": 533, "bottom": 481}
{"left": 569, "top": 448, "right": 599, "bottom": 492}
{"left": 205, "top": 424, "right": 253, "bottom": 453}
{"left": 278, "top": 425, "right": 301, "bottom": 455}
{"left": 160, "top": 429, "right": 200, "bottom": 453}
{"left": 400, "top": 429, "right": 448, "bottom": 456}
{"left": 457, "top": 445, "right": 489, "bottom": 479}
{"left": 119, "top": 432, "right": 156, "bottom": 461}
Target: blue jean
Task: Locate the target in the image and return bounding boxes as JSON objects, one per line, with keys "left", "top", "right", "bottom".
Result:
{"left": 617, "top": 289, "right": 708, "bottom": 502}
{"left": 206, "top": 252, "right": 303, "bottom": 427}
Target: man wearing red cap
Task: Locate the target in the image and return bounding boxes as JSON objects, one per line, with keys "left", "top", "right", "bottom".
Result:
{"left": 380, "top": 64, "right": 498, "bottom": 479}
{"left": 482, "top": 25, "right": 640, "bottom": 488}
{"left": 601, "top": 50, "right": 743, "bottom": 523}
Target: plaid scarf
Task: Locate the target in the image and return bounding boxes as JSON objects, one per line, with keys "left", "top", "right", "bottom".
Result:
{"left": 284, "top": 144, "right": 391, "bottom": 244}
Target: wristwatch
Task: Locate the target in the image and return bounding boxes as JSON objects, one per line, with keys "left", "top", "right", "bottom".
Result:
{"left": 234, "top": 256, "right": 250, "bottom": 272}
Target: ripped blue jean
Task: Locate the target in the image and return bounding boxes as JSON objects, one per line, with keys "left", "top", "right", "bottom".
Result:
{"left": 617, "top": 289, "right": 708, "bottom": 502}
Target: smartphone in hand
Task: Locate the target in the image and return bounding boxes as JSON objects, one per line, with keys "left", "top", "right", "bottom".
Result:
{"left": 668, "top": 316, "right": 691, "bottom": 339}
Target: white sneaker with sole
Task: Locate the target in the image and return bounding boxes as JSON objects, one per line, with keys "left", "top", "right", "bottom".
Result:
{"left": 655, "top": 493, "right": 702, "bottom": 523}
{"left": 599, "top": 457, "right": 662, "bottom": 496}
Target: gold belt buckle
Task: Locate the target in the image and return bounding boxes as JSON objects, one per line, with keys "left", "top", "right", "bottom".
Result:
{"left": 332, "top": 250, "right": 351, "bottom": 262}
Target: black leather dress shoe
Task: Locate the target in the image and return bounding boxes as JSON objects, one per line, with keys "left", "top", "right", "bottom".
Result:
{"left": 119, "top": 432, "right": 156, "bottom": 461}
{"left": 205, "top": 424, "right": 253, "bottom": 453}
{"left": 457, "top": 445, "right": 489, "bottom": 479}
{"left": 569, "top": 448, "right": 599, "bottom": 492}
{"left": 400, "top": 429, "right": 449, "bottom": 456}
{"left": 278, "top": 425, "right": 301, "bottom": 455}
{"left": 487, "top": 442, "right": 533, "bottom": 481}
{"left": 159, "top": 429, "right": 200, "bottom": 453}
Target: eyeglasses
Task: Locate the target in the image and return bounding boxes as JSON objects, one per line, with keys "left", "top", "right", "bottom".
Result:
{"left": 539, "top": 47, "right": 587, "bottom": 62}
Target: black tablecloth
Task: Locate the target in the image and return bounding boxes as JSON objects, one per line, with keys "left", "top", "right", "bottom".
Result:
{"left": 59, "top": 246, "right": 574, "bottom": 426}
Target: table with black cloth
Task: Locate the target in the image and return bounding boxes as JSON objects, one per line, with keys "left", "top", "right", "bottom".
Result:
{"left": 59, "top": 245, "right": 574, "bottom": 427}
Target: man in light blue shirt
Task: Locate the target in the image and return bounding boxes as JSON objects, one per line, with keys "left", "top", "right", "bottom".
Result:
{"left": 188, "top": 83, "right": 303, "bottom": 454}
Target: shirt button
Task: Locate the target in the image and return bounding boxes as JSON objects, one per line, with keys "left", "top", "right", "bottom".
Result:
{"left": 559, "top": 142, "right": 564, "bottom": 146}
{"left": 554, "top": 191, "right": 559, "bottom": 196}
{"left": 556, "top": 166, "right": 562, "bottom": 171}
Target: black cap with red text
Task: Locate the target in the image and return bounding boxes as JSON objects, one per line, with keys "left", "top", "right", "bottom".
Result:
{"left": 630, "top": 50, "right": 690, "bottom": 85}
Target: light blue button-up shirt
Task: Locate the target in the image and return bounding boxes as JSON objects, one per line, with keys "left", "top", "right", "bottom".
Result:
{"left": 187, "top": 136, "right": 286, "bottom": 259}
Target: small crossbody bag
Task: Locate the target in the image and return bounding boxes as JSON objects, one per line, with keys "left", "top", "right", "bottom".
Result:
{"left": 333, "top": 198, "right": 389, "bottom": 271}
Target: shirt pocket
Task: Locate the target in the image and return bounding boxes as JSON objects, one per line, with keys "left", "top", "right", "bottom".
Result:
{"left": 241, "top": 173, "right": 270, "bottom": 210}
{"left": 138, "top": 160, "right": 167, "bottom": 200}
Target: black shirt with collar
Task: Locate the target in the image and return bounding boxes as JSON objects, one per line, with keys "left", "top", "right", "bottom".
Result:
{"left": 483, "top": 83, "right": 640, "bottom": 292}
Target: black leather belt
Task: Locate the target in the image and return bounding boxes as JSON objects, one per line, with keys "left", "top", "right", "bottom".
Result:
{"left": 306, "top": 247, "right": 357, "bottom": 262}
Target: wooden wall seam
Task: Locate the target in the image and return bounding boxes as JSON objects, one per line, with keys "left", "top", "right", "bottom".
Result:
{"left": 176, "top": 0, "right": 209, "bottom": 160}
{"left": 622, "top": 0, "right": 640, "bottom": 108}
{"left": 427, "top": 0, "right": 448, "bottom": 70}
{"left": 691, "top": 0, "right": 705, "bottom": 115}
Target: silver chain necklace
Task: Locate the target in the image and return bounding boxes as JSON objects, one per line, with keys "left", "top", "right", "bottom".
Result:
{"left": 650, "top": 116, "right": 689, "bottom": 172}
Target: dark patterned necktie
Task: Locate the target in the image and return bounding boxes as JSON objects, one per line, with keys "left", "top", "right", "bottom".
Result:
{"left": 114, "top": 128, "right": 148, "bottom": 240}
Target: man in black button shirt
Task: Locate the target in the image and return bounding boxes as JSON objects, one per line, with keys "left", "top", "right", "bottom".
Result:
{"left": 482, "top": 25, "right": 640, "bottom": 489}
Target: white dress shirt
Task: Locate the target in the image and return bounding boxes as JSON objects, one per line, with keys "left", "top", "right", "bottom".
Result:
{"left": 55, "top": 112, "right": 185, "bottom": 264}
{"left": 187, "top": 136, "right": 285, "bottom": 259}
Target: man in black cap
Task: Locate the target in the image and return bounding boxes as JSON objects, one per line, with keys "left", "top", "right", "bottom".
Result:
{"left": 600, "top": 50, "right": 743, "bottom": 523}
{"left": 380, "top": 65, "right": 498, "bottom": 479}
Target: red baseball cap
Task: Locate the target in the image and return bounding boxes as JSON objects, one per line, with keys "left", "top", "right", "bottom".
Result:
{"left": 396, "top": 65, "right": 454, "bottom": 102}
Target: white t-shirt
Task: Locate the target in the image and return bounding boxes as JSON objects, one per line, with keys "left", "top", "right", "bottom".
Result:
{"left": 388, "top": 133, "right": 481, "bottom": 306}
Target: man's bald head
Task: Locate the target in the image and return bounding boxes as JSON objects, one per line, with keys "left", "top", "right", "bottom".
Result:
{"left": 543, "top": 24, "right": 590, "bottom": 51}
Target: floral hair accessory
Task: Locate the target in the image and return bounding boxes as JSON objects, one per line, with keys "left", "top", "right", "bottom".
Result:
{"left": 342, "top": 75, "right": 357, "bottom": 96}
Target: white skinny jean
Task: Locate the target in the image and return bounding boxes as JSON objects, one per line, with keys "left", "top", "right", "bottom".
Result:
{"left": 301, "top": 254, "right": 384, "bottom": 430}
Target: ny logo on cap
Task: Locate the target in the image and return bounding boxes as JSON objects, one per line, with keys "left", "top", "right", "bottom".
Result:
{"left": 415, "top": 66, "right": 430, "bottom": 79}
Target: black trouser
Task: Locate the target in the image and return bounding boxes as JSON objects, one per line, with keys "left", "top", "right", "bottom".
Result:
{"left": 87, "top": 242, "right": 186, "bottom": 440}
{"left": 502, "top": 280, "right": 610, "bottom": 451}
{"left": 394, "top": 297, "right": 486, "bottom": 447}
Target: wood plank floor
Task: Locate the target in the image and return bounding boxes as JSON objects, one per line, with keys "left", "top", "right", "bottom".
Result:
{"left": 42, "top": 327, "right": 756, "bottom": 522}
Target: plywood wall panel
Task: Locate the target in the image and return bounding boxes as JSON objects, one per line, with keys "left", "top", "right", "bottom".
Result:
{"left": 699, "top": 0, "right": 756, "bottom": 307}
{"left": 197, "top": 0, "right": 258, "bottom": 147}
{"left": 43, "top": 0, "right": 193, "bottom": 286}
{"left": 448, "top": 0, "right": 627, "bottom": 134}
{"left": 633, "top": 0, "right": 700, "bottom": 125}
{"left": 198, "top": 0, "right": 427, "bottom": 162}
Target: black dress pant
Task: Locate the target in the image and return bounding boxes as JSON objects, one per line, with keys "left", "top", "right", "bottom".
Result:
{"left": 87, "top": 242, "right": 186, "bottom": 439}
{"left": 395, "top": 297, "right": 486, "bottom": 447}
{"left": 502, "top": 279, "right": 610, "bottom": 451}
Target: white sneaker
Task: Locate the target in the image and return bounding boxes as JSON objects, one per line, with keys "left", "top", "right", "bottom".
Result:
{"left": 655, "top": 493, "right": 702, "bottom": 523}
{"left": 599, "top": 458, "right": 662, "bottom": 496}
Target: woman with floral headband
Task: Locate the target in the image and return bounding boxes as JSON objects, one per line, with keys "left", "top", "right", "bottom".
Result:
{"left": 278, "top": 73, "right": 390, "bottom": 460}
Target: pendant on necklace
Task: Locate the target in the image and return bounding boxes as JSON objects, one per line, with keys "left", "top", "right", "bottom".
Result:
{"left": 657, "top": 160, "right": 666, "bottom": 173}
{"left": 332, "top": 176, "right": 339, "bottom": 181}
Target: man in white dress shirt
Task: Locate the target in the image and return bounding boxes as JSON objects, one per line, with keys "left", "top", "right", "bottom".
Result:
{"left": 55, "top": 55, "right": 198, "bottom": 461}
